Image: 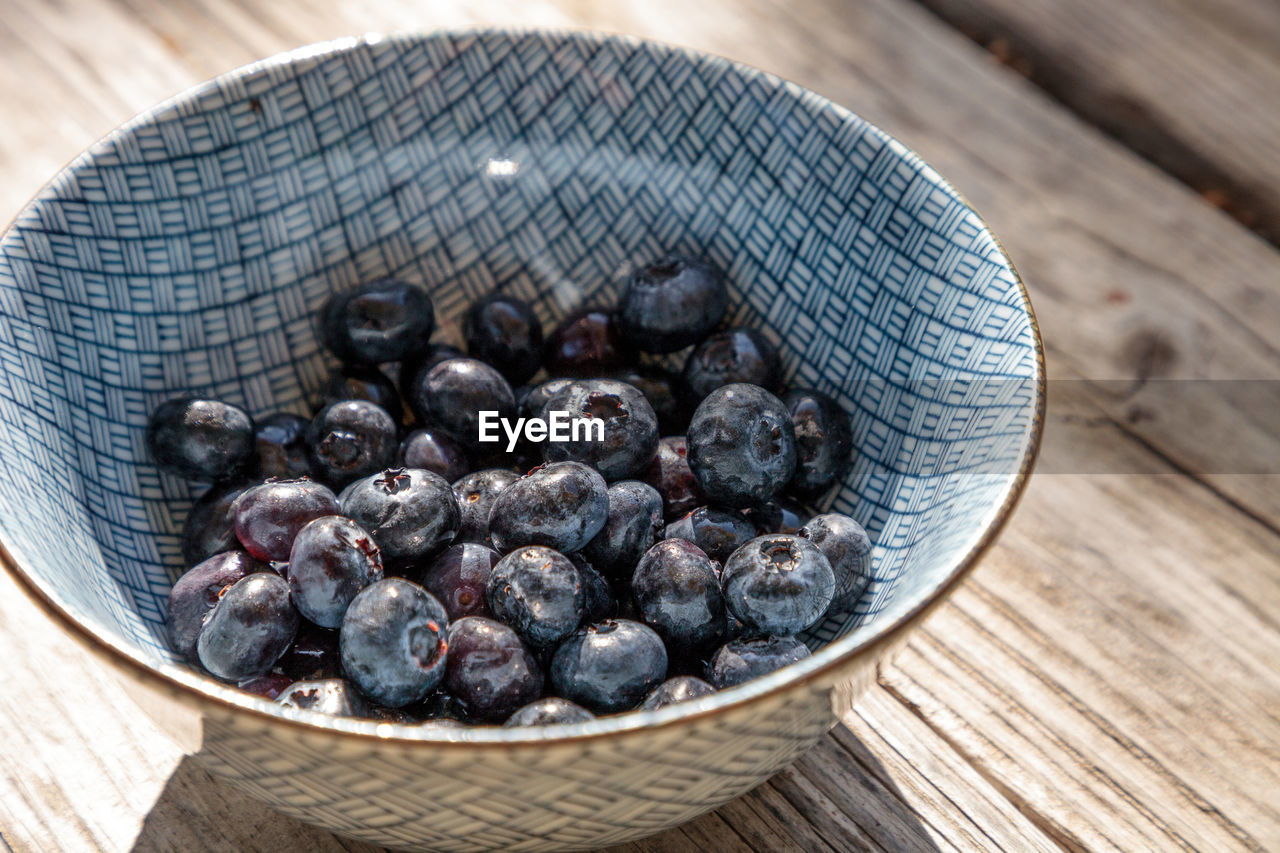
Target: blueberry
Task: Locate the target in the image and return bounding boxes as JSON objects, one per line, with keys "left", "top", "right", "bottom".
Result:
{"left": 799, "top": 513, "right": 873, "bottom": 613}
{"left": 632, "top": 539, "right": 726, "bottom": 656}
{"left": 196, "top": 573, "right": 299, "bottom": 682}
{"left": 611, "top": 365, "right": 686, "bottom": 435}
{"left": 618, "top": 256, "right": 728, "bottom": 353}
{"left": 640, "top": 675, "right": 716, "bottom": 710}
{"left": 321, "top": 279, "right": 434, "bottom": 364}
{"left": 486, "top": 545, "right": 585, "bottom": 648}
{"left": 542, "top": 379, "right": 658, "bottom": 481}
{"left": 320, "top": 364, "right": 404, "bottom": 423}
{"left": 405, "top": 358, "right": 516, "bottom": 452}
{"left": 233, "top": 478, "right": 340, "bottom": 562}
{"left": 399, "top": 429, "right": 470, "bottom": 483}
{"left": 463, "top": 294, "right": 544, "bottom": 385}
{"left": 451, "top": 468, "right": 520, "bottom": 544}
{"left": 252, "top": 413, "right": 312, "bottom": 480}
{"left": 550, "top": 619, "right": 667, "bottom": 714}
{"left": 419, "top": 542, "right": 500, "bottom": 620}
{"left": 504, "top": 697, "right": 595, "bottom": 727}
{"left": 517, "top": 379, "right": 576, "bottom": 421}
{"left": 580, "top": 480, "right": 664, "bottom": 580}
{"left": 147, "top": 397, "right": 255, "bottom": 482}
{"left": 487, "top": 462, "right": 609, "bottom": 554}
{"left": 783, "top": 389, "right": 853, "bottom": 498}
{"left": 570, "top": 555, "right": 616, "bottom": 624}
{"left": 339, "top": 578, "right": 449, "bottom": 707}
{"left": 276, "top": 678, "right": 371, "bottom": 717}
{"left": 288, "top": 515, "right": 384, "bottom": 628}
{"left": 662, "top": 505, "right": 756, "bottom": 564}
{"left": 444, "top": 617, "right": 545, "bottom": 722}
{"left": 240, "top": 672, "right": 296, "bottom": 700}
{"left": 642, "top": 436, "right": 701, "bottom": 522}
{"left": 399, "top": 343, "right": 466, "bottom": 399}
{"left": 306, "top": 400, "right": 398, "bottom": 488}
{"left": 721, "top": 534, "right": 834, "bottom": 635}
{"left": 543, "top": 307, "right": 632, "bottom": 376}
{"left": 182, "top": 481, "right": 253, "bottom": 566}
{"left": 277, "top": 621, "right": 342, "bottom": 681}
{"left": 747, "top": 499, "right": 811, "bottom": 535}
{"left": 167, "top": 550, "right": 265, "bottom": 660}
{"left": 686, "top": 384, "right": 796, "bottom": 508}
{"left": 682, "top": 328, "right": 782, "bottom": 404}
{"left": 339, "top": 468, "right": 460, "bottom": 562}
{"left": 707, "top": 636, "right": 810, "bottom": 689}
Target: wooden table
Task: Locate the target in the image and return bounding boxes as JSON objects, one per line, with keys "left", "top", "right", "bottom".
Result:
{"left": 2, "top": 1, "right": 1277, "bottom": 850}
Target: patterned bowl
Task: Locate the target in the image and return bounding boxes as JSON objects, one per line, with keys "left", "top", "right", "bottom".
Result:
{"left": 0, "top": 29, "right": 1044, "bottom": 852}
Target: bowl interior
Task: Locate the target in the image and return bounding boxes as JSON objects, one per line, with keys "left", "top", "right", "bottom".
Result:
{"left": 0, "top": 31, "right": 1038, "bottom": 710}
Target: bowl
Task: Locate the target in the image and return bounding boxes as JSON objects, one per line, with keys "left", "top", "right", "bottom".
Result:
{"left": 0, "top": 29, "right": 1044, "bottom": 852}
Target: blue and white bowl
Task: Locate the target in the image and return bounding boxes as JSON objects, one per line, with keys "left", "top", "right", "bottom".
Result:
{"left": 0, "top": 30, "right": 1044, "bottom": 852}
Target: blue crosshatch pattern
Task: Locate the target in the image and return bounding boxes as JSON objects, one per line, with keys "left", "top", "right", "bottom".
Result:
{"left": 0, "top": 31, "right": 1037, "bottom": 669}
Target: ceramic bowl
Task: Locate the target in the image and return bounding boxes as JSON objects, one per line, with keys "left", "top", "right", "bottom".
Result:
{"left": 0, "top": 29, "right": 1044, "bottom": 852}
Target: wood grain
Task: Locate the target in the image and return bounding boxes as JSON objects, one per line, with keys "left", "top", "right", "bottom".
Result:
{"left": 913, "top": 0, "right": 1280, "bottom": 244}
{"left": 0, "top": 0, "right": 1276, "bottom": 851}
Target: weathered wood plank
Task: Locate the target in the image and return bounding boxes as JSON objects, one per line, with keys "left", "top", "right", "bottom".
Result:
{"left": 913, "top": 0, "right": 1280, "bottom": 244}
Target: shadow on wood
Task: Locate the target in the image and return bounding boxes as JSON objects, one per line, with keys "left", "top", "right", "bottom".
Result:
{"left": 130, "top": 727, "right": 940, "bottom": 852}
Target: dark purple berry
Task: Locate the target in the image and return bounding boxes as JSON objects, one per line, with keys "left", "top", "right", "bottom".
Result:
{"left": 167, "top": 550, "right": 264, "bottom": 660}
{"left": 320, "top": 364, "right": 404, "bottom": 423}
{"left": 320, "top": 279, "right": 434, "bottom": 365}
{"left": 340, "top": 578, "right": 449, "bottom": 707}
{"left": 581, "top": 480, "right": 664, "bottom": 581}
{"left": 682, "top": 328, "right": 782, "bottom": 403}
{"left": 276, "top": 678, "right": 371, "bottom": 718}
{"left": 687, "top": 384, "right": 796, "bottom": 508}
{"left": 306, "top": 400, "right": 398, "bottom": 488}
{"left": 464, "top": 294, "right": 544, "bottom": 385}
{"left": 147, "top": 397, "right": 255, "bottom": 482}
{"left": 339, "top": 468, "right": 460, "bottom": 562}
{"left": 632, "top": 539, "right": 726, "bottom": 656}
{"left": 444, "top": 617, "right": 544, "bottom": 723}
{"left": 233, "top": 478, "right": 340, "bottom": 562}
{"left": 287, "top": 515, "right": 384, "bottom": 628}
{"left": 452, "top": 468, "right": 519, "bottom": 544}
{"left": 662, "top": 505, "right": 756, "bottom": 565}
{"left": 504, "top": 697, "right": 595, "bottom": 727}
{"left": 640, "top": 675, "right": 715, "bottom": 710}
{"left": 419, "top": 542, "right": 500, "bottom": 620}
{"left": 542, "top": 379, "right": 658, "bottom": 481}
{"left": 240, "top": 672, "right": 295, "bottom": 700}
{"left": 799, "top": 513, "right": 873, "bottom": 613}
{"left": 487, "top": 545, "right": 585, "bottom": 648}
{"left": 399, "top": 429, "right": 470, "bottom": 483}
{"left": 783, "top": 389, "right": 853, "bottom": 498}
{"left": 571, "top": 555, "right": 616, "bottom": 624}
{"left": 196, "top": 573, "right": 299, "bottom": 682}
{"left": 487, "top": 462, "right": 609, "bottom": 554}
{"left": 721, "top": 534, "right": 834, "bottom": 635}
{"left": 747, "top": 499, "right": 811, "bottom": 536}
{"left": 707, "top": 636, "right": 810, "bottom": 689}
{"left": 253, "top": 413, "right": 312, "bottom": 480}
{"left": 618, "top": 256, "right": 728, "bottom": 353}
{"left": 550, "top": 619, "right": 667, "bottom": 714}
{"left": 182, "top": 481, "right": 253, "bottom": 567}
{"left": 543, "top": 307, "right": 632, "bottom": 376}
{"left": 611, "top": 365, "right": 686, "bottom": 434}
{"left": 642, "top": 436, "right": 701, "bottom": 522}
{"left": 405, "top": 358, "right": 516, "bottom": 452}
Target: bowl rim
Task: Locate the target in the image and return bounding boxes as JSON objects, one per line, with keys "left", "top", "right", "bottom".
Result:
{"left": 0, "top": 27, "right": 1047, "bottom": 746}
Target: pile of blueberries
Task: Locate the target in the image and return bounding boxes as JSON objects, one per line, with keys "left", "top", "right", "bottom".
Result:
{"left": 151, "top": 256, "right": 872, "bottom": 727}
